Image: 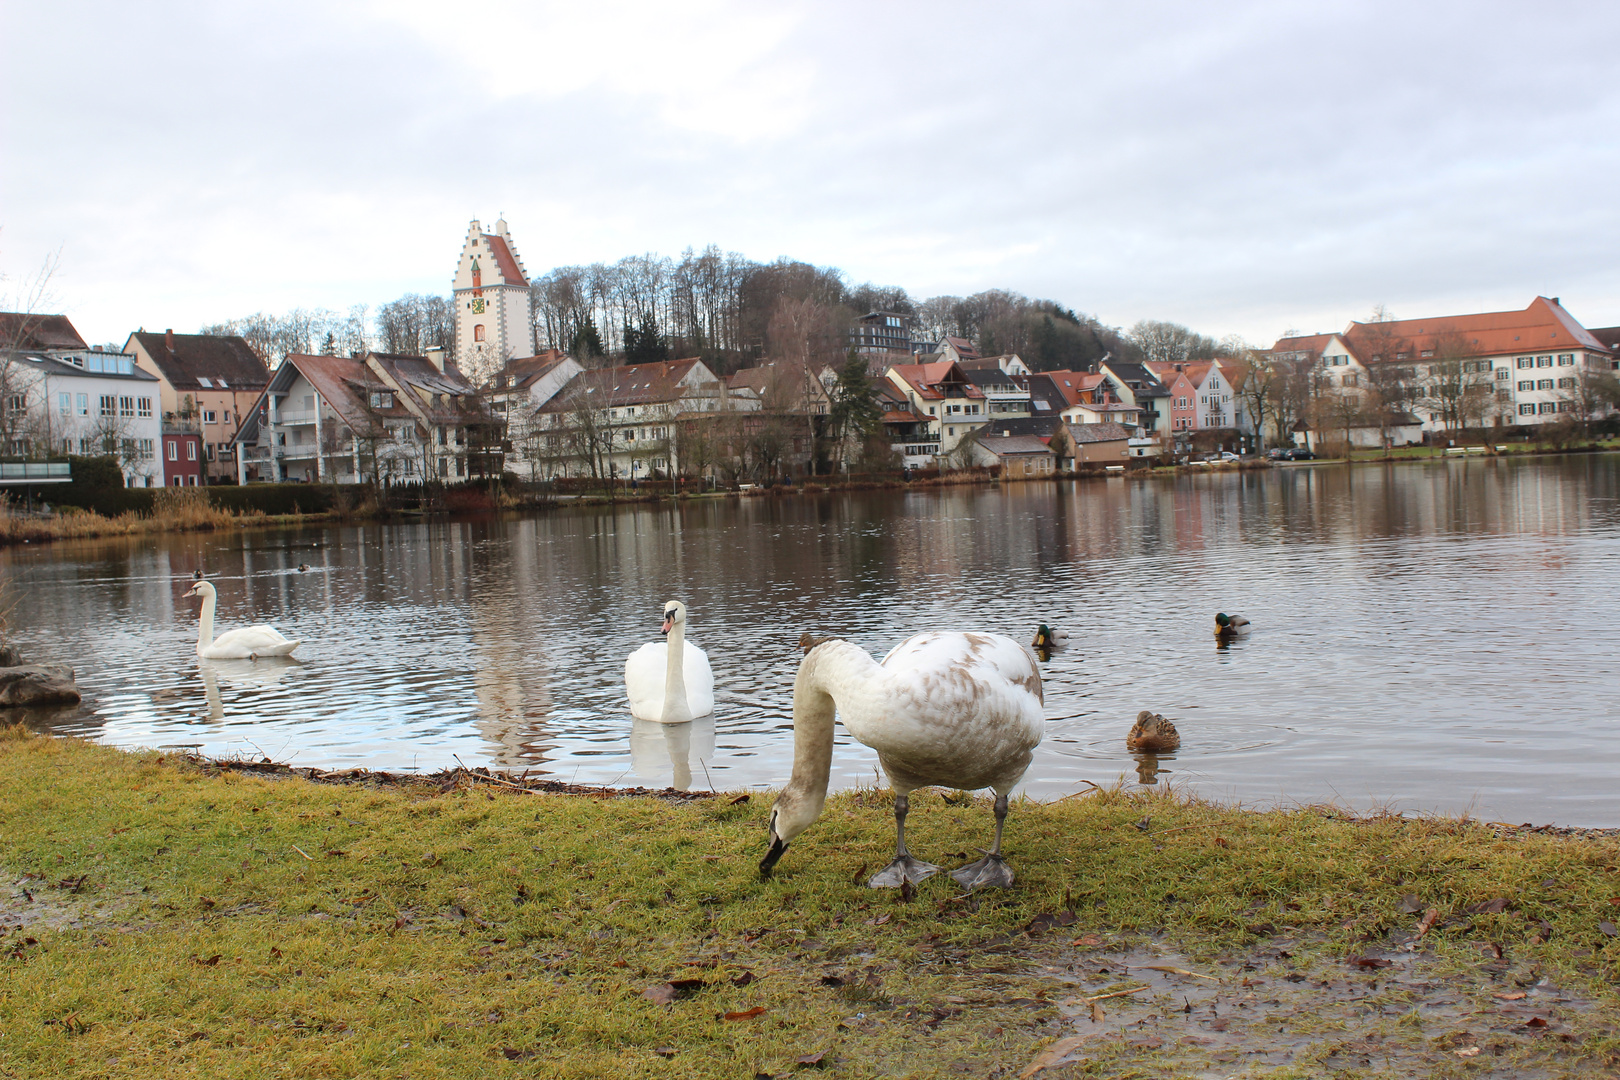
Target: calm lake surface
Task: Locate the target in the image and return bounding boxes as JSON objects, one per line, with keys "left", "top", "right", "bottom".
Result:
{"left": 6, "top": 456, "right": 1619, "bottom": 825}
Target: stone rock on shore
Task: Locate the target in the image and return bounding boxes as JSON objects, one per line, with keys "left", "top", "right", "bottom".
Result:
{"left": 0, "top": 664, "right": 81, "bottom": 707}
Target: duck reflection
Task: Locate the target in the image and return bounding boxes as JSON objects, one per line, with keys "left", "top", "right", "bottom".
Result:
{"left": 630, "top": 714, "right": 717, "bottom": 791}
{"left": 1132, "top": 751, "right": 1173, "bottom": 785}
{"left": 198, "top": 657, "right": 302, "bottom": 720}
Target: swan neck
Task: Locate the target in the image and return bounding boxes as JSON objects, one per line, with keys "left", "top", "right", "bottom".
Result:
{"left": 661, "top": 619, "right": 691, "bottom": 723}
{"left": 782, "top": 644, "right": 883, "bottom": 828}
{"left": 197, "top": 592, "right": 215, "bottom": 653}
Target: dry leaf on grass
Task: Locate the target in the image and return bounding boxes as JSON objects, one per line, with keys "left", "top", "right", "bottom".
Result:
{"left": 1349, "top": 956, "right": 1392, "bottom": 970}
{"left": 1416, "top": 908, "right": 1440, "bottom": 937}
{"left": 1019, "top": 1034, "right": 1098, "bottom": 1078}
{"left": 722, "top": 1006, "right": 766, "bottom": 1021}
{"left": 1495, "top": 991, "right": 1526, "bottom": 1001}
{"left": 641, "top": 984, "right": 677, "bottom": 1006}
{"left": 1598, "top": 921, "right": 1617, "bottom": 937}
{"left": 794, "top": 1050, "right": 827, "bottom": 1066}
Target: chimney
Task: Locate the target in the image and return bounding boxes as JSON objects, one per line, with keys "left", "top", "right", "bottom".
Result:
{"left": 165, "top": 328, "right": 174, "bottom": 351}
{"left": 425, "top": 346, "right": 446, "bottom": 373}
{"left": 1552, "top": 297, "right": 1561, "bottom": 306}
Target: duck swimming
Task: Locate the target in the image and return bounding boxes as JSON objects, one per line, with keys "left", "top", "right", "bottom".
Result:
{"left": 1032, "top": 624, "right": 1069, "bottom": 650}
{"left": 1127, "top": 710, "right": 1180, "bottom": 753}
{"left": 1214, "top": 612, "right": 1250, "bottom": 637}
{"left": 760, "top": 631, "right": 1044, "bottom": 890}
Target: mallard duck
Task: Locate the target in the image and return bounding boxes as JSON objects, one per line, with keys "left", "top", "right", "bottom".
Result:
{"left": 1032, "top": 624, "right": 1069, "bottom": 650}
{"left": 297, "top": 564, "right": 311, "bottom": 573}
{"left": 192, "top": 569, "right": 204, "bottom": 580}
{"left": 760, "top": 631, "right": 1044, "bottom": 890}
{"left": 1214, "top": 612, "right": 1250, "bottom": 637}
{"left": 1127, "top": 710, "right": 1180, "bottom": 753}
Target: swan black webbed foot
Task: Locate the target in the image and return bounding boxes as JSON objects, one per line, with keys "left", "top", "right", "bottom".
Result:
{"left": 949, "top": 850, "right": 1015, "bottom": 890}
{"left": 869, "top": 853, "right": 942, "bottom": 888}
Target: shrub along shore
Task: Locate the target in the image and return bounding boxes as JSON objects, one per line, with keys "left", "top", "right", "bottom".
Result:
{"left": 2, "top": 728, "right": 1617, "bottom": 1079}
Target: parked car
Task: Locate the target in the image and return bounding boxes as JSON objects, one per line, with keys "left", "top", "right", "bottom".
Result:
{"left": 1265, "top": 448, "right": 1290, "bottom": 460}
{"left": 1218, "top": 451, "right": 1240, "bottom": 462}
{"left": 1287, "top": 448, "right": 1317, "bottom": 460}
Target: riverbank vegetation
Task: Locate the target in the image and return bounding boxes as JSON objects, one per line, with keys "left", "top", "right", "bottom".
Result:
{"left": 3, "top": 728, "right": 1617, "bottom": 1078}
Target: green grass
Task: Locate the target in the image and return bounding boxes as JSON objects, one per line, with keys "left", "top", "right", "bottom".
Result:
{"left": 3, "top": 728, "right": 1619, "bottom": 1078}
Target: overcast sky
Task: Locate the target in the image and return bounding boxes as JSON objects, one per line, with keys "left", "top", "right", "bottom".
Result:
{"left": 3, "top": 0, "right": 1617, "bottom": 348}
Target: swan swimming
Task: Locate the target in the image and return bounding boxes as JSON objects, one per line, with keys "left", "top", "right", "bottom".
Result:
{"left": 760, "top": 631, "right": 1044, "bottom": 889}
{"left": 185, "top": 580, "right": 301, "bottom": 659}
{"left": 624, "top": 600, "right": 715, "bottom": 724}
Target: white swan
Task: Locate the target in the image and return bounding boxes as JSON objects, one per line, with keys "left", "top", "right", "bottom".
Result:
{"left": 624, "top": 600, "right": 715, "bottom": 724}
{"left": 185, "top": 580, "right": 301, "bottom": 659}
{"left": 759, "top": 631, "right": 1044, "bottom": 890}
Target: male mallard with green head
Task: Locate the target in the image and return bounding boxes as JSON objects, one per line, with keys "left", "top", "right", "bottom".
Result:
{"left": 1214, "top": 612, "right": 1250, "bottom": 637}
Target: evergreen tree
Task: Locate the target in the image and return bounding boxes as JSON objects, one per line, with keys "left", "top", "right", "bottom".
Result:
{"left": 622, "top": 320, "right": 670, "bottom": 365}
{"left": 830, "top": 349, "right": 881, "bottom": 447}
{"left": 569, "top": 320, "right": 606, "bottom": 361}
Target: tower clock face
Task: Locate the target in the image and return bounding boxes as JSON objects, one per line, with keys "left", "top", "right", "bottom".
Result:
{"left": 471, "top": 298, "right": 486, "bottom": 314}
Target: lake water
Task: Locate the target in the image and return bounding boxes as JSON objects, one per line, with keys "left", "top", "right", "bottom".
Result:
{"left": 6, "top": 456, "right": 1619, "bottom": 826}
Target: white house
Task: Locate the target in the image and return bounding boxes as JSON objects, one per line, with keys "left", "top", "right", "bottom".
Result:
{"left": 1, "top": 348, "right": 163, "bottom": 486}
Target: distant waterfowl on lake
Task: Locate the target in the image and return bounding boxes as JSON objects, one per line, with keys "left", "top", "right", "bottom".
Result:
{"left": 625, "top": 600, "right": 715, "bottom": 724}
{"left": 1032, "top": 624, "right": 1068, "bottom": 651}
{"left": 186, "top": 580, "right": 301, "bottom": 660}
{"left": 760, "top": 631, "right": 1044, "bottom": 890}
{"left": 192, "top": 569, "right": 204, "bottom": 580}
{"left": 1126, "top": 710, "right": 1180, "bottom": 753}
{"left": 1214, "top": 612, "right": 1250, "bottom": 637}
{"left": 297, "top": 564, "right": 311, "bottom": 573}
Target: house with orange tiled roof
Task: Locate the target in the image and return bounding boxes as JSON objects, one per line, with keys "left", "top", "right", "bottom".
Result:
{"left": 535, "top": 357, "right": 751, "bottom": 480}
{"left": 1268, "top": 298, "right": 1614, "bottom": 432}
{"left": 231, "top": 348, "right": 498, "bottom": 484}
{"left": 1031, "top": 370, "right": 1144, "bottom": 429}
{"left": 884, "top": 360, "right": 987, "bottom": 459}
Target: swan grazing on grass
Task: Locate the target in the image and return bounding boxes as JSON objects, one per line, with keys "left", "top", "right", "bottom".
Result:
{"left": 186, "top": 580, "right": 301, "bottom": 659}
{"left": 760, "top": 631, "right": 1044, "bottom": 890}
{"left": 625, "top": 600, "right": 715, "bottom": 724}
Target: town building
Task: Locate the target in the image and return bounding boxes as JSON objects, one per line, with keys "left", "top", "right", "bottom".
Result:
{"left": 162, "top": 429, "right": 204, "bottom": 485}
{"left": 452, "top": 217, "right": 534, "bottom": 386}
{"left": 875, "top": 382, "right": 937, "bottom": 468}
{"left": 232, "top": 349, "right": 499, "bottom": 484}
{"left": 884, "top": 361, "right": 988, "bottom": 460}
{"left": 489, "top": 351, "right": 585, "bottom": 481}
{"left": 1098, "top": 360, "right": 1171, "bottom": 437}
{"left": 958, "top": 357, "right": 1033, "bottom": 420}
{"left": 963, "top": 432, "right": 1056, "bottom": 479}
{"left": 0, "top": 347, "right": 163, "bottom": 486}
{"left": 124, "top": 329, "right": 270, "bottom": 481}
{"left": 1267, "top": 298, "right": 1614, "bottom": 431}
{"left": 849, "top": 310, "right": 918, "bottom": 358}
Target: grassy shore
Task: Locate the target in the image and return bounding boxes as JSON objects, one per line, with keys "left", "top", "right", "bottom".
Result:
{"left": 0, "top": 489, "right": 328, "bottom": 546}
{"left": 3, "top": 729, "right": 1619, "bottom": 1078}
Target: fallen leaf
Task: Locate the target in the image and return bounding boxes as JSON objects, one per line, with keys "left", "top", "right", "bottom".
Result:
{"left": 723, "top": 1006, "right": 766, "bottom": 1021}
{"left": 1416, "top": 909, "right": 1440, "bottom": 937}
{"left": 1349, "top": 956, "right": 1392, "bottom": 970}
{"left": 194, "top": 954, "right": 222, "bottom": 967}
{"left": 850, "top": 863, "right": 868, "bottom": 886}
{"left": 268, "top": 946, "right": 282, "bottom": 960}
{"left": 1469, "top": 897, "right": 1511, "bottom": 915}
{"left": 1019, "top": 1034, "right": 1097, "bottom": 1078}
{"left": 669, "top": 978, "right": 704, "bottom": 993}
{"left": 819, "top": 975, "right": 845, "bottom": 987}
{"left": 641, "top": 984, "right": 677, "bottom": 1006}
{"left": 1073, "top": 934, "right": 1102, "bottom": 947}
{"left": 1398, "top": 894, "right": 1424, "bottom": 914}
{"left": 731, "top": 971, "right": 758, "bottom": 988}
{"left": 1138, "top": 964, "right": 1218, "bottom": 981}
{"left": 652, "top": 1047, "right": 676, "bottom": 1058}
{"left": 501, "top": 1048, "right": 538, "bottom": 1061}
{"left": 794, "top": 1049, "right": 827, "bottom": 1066}
{"left": 1089, "top": 1001, "right": 1104, "bottom": 1024}
{"left": 1599, "top": 921, "right": 1617, "bottom": 937}
{"left": 325, "top": 850, "right": 346, "bottom": 858}
{"left": 1455, "top": 1046, "right": 1481, "bottom": 1058}
{"left": 728, "top": 794, "right": 750, "bottom": 805}
{"left": 1495, "top": 991, "right": 1526, "bottom": 1001}
{"left": 899, "top": 879, "right": 915, "bottom": 904}
{"left": 1525, "top": 1016, "right": 1548, "bottom": 1029}
{"left": 1025, "top": 911, "right": 1077, "bottom": 935}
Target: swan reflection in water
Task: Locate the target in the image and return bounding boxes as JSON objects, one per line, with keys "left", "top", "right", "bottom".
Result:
{"left": 198, "top": 657, "right": 303, "bottom": 720}
{"left": 629, "top": 714, "right": 717, "bottom": 791}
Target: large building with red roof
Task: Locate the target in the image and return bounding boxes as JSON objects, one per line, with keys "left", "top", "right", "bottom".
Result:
{"left": 452, "top": 217, "right": 534, "bottom": 386}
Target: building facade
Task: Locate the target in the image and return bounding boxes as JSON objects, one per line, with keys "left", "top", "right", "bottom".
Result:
{"left": 125, "top": 329, "right": 270, "bottom": 481}
{"left": 452, "top": 218, "right": 534, "bottom": 387}
{"left": 1, "top": 347, "right": 163, "bottom": 486}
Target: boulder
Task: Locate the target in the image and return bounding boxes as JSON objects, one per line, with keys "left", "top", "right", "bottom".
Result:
{"left": 0, "top": 642, "right": 22, "bottom": 667}
{"left": 0, "top": 664, "right": 81, "bottom": 707}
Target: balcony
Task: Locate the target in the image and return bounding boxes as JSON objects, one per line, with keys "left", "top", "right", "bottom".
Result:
{"left": 0, "top": 461, "right": 72, "bottom": 483}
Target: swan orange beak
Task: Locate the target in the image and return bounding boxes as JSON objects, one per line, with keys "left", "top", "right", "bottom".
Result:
{"left": 759, "top": 835, "right": 788, "bottom": 878}
{"left": 661, "top": 614, "right": 674, "bottom": 635}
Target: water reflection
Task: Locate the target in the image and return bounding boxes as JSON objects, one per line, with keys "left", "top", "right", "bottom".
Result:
{"left": 629, "top": 715, "right": 717, "bottom": 791}
{"left": 6, "top": 455, "right": 1620, "bottom": 824}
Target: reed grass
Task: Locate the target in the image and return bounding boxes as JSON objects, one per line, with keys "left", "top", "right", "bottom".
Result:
{"left": 2, "top": 729, "right": 1617, "bottom": 1078}
{"left": 0, "top": 489, "right": 275, "bottom": 546}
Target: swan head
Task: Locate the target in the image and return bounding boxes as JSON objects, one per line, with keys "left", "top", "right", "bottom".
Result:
{"left": 661, "top": 600, "right": 687, "bottom": 636}
{"left": 759, "top": 792, "right": 820, "bottom": 877}
{"left": 186, "top": 580, "right": 217, "bottom": 601}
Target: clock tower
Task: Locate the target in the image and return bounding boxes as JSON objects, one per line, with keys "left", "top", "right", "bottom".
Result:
{"left": 452, "top": 217, "right": 534, "bottom": 385}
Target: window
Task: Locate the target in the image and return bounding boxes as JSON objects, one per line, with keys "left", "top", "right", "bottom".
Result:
{"left": 205, "top": 444, "right": 216, "bottom": 461}
{"left": 1396, "top": 352, "right": 1408, "bottom": 360}
{"left": 58, "top": 392, "right": 71, "bottom": 415}
{"left": 303, "top": 395, "right": 314, "bottom": 411}
{"left": 223, "top": 411, "right": 231, "bottom": 424}
{"left": 1519, "top": 403, "right": 1536, "bottom": 416}
{"left": 186, "top": 442, "right": 197, "bottom": 460}
{"left": 1538, "top": 402, "right": 1557, "bottom": 415}
{"left": 1420, "top": 349, "right": 1434, "bottom": 358}
{"left": 138, "top": 438, "right": 155, "bottom": 460}
{"left": 473, "top": 324, "right": 486, "bottom": 342}
{"left": 1496, "top": 390, "right": 1512, "bottom": 403}
{"left": 948, "top": 426, "right": 955, "bottom": 436}
{"left": 1537, "top": 379, "right": 1554, "bottom": 390}
{"left": 100, "top": 395, "right": 116, "bottom": 416}
{"left": 167, "top": 441, "right": 178, "bottom": 461}
{"left": 1517, "top": 357, "right": 1534, "bottom": 369}
{"left": 1537, "top": 357, "right": 1553, "bottom": 368}
{"left": 1558, "top": 354, "right": 1574, "bottom": 366}
{"left": 119, "top": 396, "right": 135, "bottom": 417}
{"left": 78, "top": 437, "right": 92, "bottom": 454}
{"left": 1557, "top": 377, "right": 1575, "bottom": 389}
{"left": 1495, "top": 368, "right": 1509, "bottom": 381}
{"left": 927, "top": 406, "right": 935, "bottom": 415}
{"left": 368, "top": 391, "right": 393, "bottom": 409}
{"left": 203, "top": 410, "right": 217, "bottom": 424}
{"left": 198, "top": 377, "right": 213, "bottom": 388}
{"left": 217, "top": 379, "right": 229, "bottom": 389}
{"left": 217, "top": 442, "right": 232, "bottom": 459}
{"left": 5, "top": 393, "right": 25, "bottom": 414}
{"left": 138, "top": 397, "right": 153, "bottom": 417}
{"left": 1518, "top": 381, "right": 1535, "bottom": 392}
{"left": 1558, "top": 401, "right": 1574, "bottom": 412}
{"left": 77, "top": 393, "right": 88, "bottom": 415}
